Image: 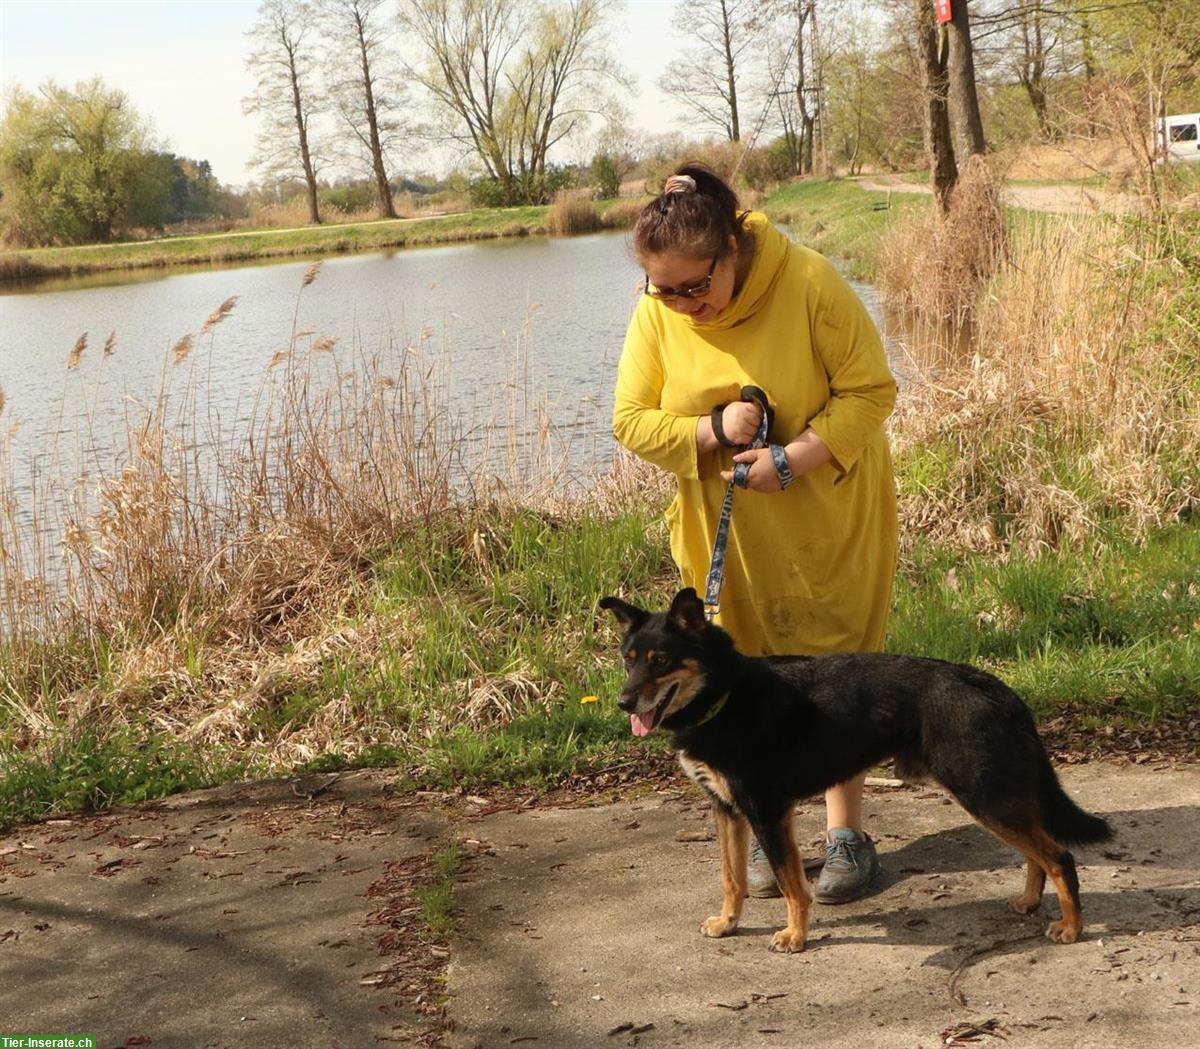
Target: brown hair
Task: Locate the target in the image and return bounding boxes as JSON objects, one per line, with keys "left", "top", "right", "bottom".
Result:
{"left": 633, "top": 163, "right": 751, "bottom": 263}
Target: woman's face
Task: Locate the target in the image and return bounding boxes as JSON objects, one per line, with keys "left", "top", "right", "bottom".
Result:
{"left": 643, "top": 236, "right": 740, "bottom": 322}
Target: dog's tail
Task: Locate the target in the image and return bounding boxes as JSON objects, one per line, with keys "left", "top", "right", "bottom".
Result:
{"left": 1039, "top": 763, "right": 1113, "bottom": 845}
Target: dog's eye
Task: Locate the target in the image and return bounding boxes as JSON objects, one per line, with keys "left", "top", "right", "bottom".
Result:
{"left": 651, "top": 653, "right": 668, "bottom": 667}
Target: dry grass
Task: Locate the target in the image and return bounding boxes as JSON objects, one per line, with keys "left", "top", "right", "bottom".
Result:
{"left": 0, "top": 254, "right": 48, "bottom": 281}
{"left": 599, "top": 199, "right": 644, "bottom": 230}
{"left": 546, "top": 190, "right": 603, "bottom": 236}
{"left": 889, "top": 210, "right": 1200, "bottom": 554}
{"left": 876, "top": 154, "right": 1008, "bottom": 327}
{"left": 0, "top": 266, "right": 646, "bottom": 770}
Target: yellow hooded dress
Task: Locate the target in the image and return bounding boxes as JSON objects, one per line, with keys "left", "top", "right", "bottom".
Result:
{"left": 613, "top": 213, "right": 898, "bottom": 657}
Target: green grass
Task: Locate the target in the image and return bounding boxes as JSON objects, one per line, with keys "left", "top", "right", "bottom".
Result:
{"left": 0, "top": 720, "right": 251, "bottom": 826}
{"left": 0, "top": 198, "right": 644, "bottom": 282}
{"left": 0, "top": 207, "right": 548, "bottom": 279}
{"left": 761, "top": 178, "right": 928, "bottom": 279}
{"left": 2, "top": 509, "right": 1196, "bottom": 830}
{"left": 888, "top": 523, "right": 1200, "bottom": 720}
{"left": 416, "top": 845, "right": 464, "bottom": 937}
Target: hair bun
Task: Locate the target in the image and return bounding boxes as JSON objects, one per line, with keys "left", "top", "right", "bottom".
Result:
{"left": 663, "top": 174, "right": 697, "bottom": 195}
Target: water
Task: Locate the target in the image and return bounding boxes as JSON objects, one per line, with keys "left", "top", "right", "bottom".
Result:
{"left": 0, "top": 231, "right": 905, "bottom": 580}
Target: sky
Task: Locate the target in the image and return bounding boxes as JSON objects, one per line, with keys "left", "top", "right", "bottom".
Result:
{"left": 0, "top": 0, "right": 691, "bottom": 187}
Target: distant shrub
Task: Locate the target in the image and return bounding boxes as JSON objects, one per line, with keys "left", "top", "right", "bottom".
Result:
{"left": 547, "top": 190, "right": 602, "bottom": 235}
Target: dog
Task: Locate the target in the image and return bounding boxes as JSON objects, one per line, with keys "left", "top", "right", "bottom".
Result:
{"left": 599, "top": 587, "right": 1113, "bottom": 953}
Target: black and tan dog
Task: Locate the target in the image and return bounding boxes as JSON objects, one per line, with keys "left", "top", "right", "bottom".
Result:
{"left": 599, "top": 588, "right": 1113, "bottom": 954}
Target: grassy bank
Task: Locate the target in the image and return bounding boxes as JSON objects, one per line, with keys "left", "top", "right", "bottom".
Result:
{"left": 761, "top": 177, "right": 929, "bottom": 280}
{"left": 0, "top": 197, "right": 643, "bottom": 283}
{"left": 1, "top": 177, "right": 1197, "bottom": 831}
{"left": 3, "top": 501, "right": 1197, "bottom": 830}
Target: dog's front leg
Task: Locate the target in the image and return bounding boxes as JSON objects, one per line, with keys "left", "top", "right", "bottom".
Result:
{"left": 756, "top": 814, "right": 811, "bottom": 954}
{"left": 700, "top": 805, "right": 749, "bottom": 939}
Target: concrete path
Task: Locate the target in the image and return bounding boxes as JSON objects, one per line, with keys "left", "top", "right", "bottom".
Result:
{"left": 2, "top": 764, "right": 1197, "bottom": 1049}
{"left": 0, "top": 771, "right": 447, "bottom": 1048}
{"left": 447, "top": 765, "right": 1199, "bottom": 1049}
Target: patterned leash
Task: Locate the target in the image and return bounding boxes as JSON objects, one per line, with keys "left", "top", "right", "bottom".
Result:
{"left": 703, "top": 385, "right": 772, "bottom": 622}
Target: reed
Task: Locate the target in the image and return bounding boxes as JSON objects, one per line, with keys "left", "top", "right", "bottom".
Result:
{"left": 0, "top": 264, "right": 674, "bottom": 822}
{"left": 875, "top": 154, "right": 1008, "bottom": 327}
{"left": 599, "top": 199, "right": 645, "bottom": 231}
{"left": 888, "top": 207, "right": 1200, "bottom": 554}
{"left": 546, "top": 190, "right": 603, "bottom": 236}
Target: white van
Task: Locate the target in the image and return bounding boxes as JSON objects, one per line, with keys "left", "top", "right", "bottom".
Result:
{"left": 1159, "top": 113, "right": 1200, "bottom": 163}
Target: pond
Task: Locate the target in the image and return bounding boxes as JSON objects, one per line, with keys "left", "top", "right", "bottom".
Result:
{"left": 0, "top": 230, "right": 913, "bottom": 592}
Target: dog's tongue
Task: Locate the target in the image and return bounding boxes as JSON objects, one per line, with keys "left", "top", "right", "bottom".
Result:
{"left": 630, "top": 712, "right": 654, "bottom": 737}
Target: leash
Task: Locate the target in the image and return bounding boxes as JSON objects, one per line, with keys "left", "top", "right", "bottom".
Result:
{"left": 703, "top": 385, "right": 771, "bottom": 622}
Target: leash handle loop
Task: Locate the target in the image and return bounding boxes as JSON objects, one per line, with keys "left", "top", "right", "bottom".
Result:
{"left": 705, "top": 385, "right": 773, "bottom": 619}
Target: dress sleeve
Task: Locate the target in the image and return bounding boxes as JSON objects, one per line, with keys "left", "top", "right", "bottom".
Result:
{"left": 804, "top": 256, "right": 897, "bottom": 476}
{"left": 612, "top": 298, "right": 701, "bottom": 480}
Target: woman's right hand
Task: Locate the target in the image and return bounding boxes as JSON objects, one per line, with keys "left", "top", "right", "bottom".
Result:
{"left": 720, "top": 401, "right": 764, "bottom": 446}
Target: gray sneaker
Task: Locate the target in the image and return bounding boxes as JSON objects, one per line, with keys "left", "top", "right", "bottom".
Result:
{"left": 813, "top": 828, "right": 880, "bottom": 903}
{"left": 747, "top": 839, "right": 782, "bottom": 898}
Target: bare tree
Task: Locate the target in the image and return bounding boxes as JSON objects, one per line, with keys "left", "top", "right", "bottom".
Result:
{"left": 244, "top": 0, "right": 325, "bottom": 224}
{"left": 971, "top": 1, "right": 1073, "bottom": 141}
{"left": 399, "top": 0, "right": 622, "bottom": 204}
{"left": 946, "top": 0, "right": 987, "bottom": 157}
{"left": 318, "top": 0, "right": 405, "bottom": 218}
{"left": 659, "top": 0, "right": 758, "bottom": 142}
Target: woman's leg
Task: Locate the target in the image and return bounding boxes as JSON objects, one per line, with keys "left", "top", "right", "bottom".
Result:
{"left": 816, "top": 772, "right": 879, "bottom": 903}
{"left": 824, "top": 772, "right": 867, "bottom": 830}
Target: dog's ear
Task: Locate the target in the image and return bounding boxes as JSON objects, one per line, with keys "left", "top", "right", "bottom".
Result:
{"left": 668, "top": 587, "right": 706, "bottom": 633}
{"left": 599, "top": 595, "right": 648, "bottom": 633}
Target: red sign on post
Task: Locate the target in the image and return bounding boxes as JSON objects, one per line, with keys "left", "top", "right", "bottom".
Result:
{"left": 935, "top": 0, "right": 953, "bottom": 23}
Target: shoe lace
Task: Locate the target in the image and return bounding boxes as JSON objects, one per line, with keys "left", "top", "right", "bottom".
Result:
{"left": 824, "top": 837, "right": 859, "bottom": 872}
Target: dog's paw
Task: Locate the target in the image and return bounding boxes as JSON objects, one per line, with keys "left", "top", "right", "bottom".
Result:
{"left": 1046, "top": 919, "right": 1081, "bottom": 944}
{"left": 769, "top": 928, "right": 806, "bottom": 954}
{"left": 1007, "top": 893, "right": 1042, "bottom": 915}
{"left": 700, "top": 915, "right": 738, "bottom": 938}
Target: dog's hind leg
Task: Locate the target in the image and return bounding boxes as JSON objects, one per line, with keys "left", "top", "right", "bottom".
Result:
{"left": 1009, "top": 859, "right": 1047, "bottom": 915}
{"left": 983, "top": 821, "right": 1082, "bottom": 943}
{"left": 755, "top": 814, "right": 812, "bottom": 954}
{"left": 700, "top": 806, "right": 750, "bottom": 939}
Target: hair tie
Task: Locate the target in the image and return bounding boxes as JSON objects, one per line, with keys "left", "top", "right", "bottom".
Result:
{"left": 664, "top": 174, "right": 697, "bottom": 195}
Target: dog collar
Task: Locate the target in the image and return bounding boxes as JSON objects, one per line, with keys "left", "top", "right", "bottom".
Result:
{"left": 694, "top": 690, "right": 730, "bottom": 727}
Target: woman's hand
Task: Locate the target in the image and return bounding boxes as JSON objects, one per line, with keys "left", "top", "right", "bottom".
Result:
{"left": 720, "top": 401, "right": 764, "bottom": 446}
{"left": 718, "top": 430, "right": 836, "bottom": 490}
{"left": 720, "top": 447, "right": 784, "bottom": 491}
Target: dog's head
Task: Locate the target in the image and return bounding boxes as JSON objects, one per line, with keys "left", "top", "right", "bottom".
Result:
{"left": 599, "top": 587, "right": 721, "bottom": 737}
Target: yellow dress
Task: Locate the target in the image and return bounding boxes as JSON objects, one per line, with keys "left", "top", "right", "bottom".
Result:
{"left": 613, "top": 213, "right": 898, "bottom": 656}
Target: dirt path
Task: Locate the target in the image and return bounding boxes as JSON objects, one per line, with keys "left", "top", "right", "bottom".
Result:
{"left": 856, "top": 174, "right": 1134, "bottom": 215}
{"left": 2, "top": 764, "right": 1197, "bottom": 1048}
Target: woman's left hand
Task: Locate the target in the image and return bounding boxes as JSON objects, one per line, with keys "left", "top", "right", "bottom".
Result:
{"left": 720, "top": 448, "right": 785, "bottom": 492}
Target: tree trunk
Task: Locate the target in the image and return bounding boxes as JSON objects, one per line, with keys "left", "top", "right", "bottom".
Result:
{"left": 1076, "top": 0, "right": 1098, "bottom": 136}
{"left": 946, "top": 0, "right": 986, "bottom": 158}
{"left": 721, "top": 0, "right": 740, "bottom": 140}
{"left": 795, "top": 1, "right": 814, "bottom": 175}
{"left": 287, "top": 48, "right": 321, "bottom": 224}
{"left": 356, "top": 20, "right": 395, "bottom": 218}
{"left": 915, "top": 0, "right": 957, "bottom": 212}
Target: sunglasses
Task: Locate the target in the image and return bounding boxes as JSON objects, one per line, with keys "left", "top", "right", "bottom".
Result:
{"left": 643, "top": 255, "right": 718, "bottom": 301}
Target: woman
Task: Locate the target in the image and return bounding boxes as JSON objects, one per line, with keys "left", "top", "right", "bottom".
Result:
{"left": 612, "top": 164, "right": 898, "bottom": 903}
